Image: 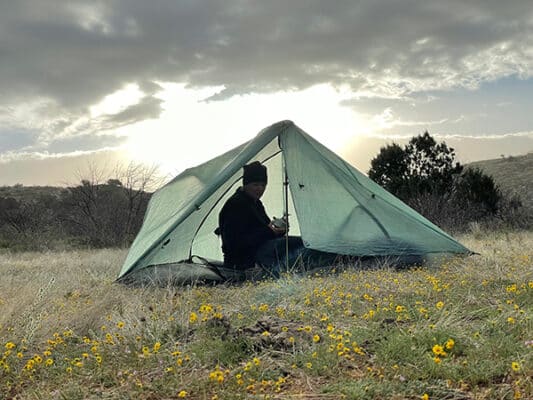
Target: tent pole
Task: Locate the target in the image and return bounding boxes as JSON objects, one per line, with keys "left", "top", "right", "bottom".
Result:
{"left": 282, "top": 148, "right": 289, "bottom": 274}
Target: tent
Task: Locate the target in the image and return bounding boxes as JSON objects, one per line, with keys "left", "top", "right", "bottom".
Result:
{"left": 118, "top": 120, "right": 470, "bottom": 284}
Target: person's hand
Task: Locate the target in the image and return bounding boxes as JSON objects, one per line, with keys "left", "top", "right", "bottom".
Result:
{"left": 268, "top": 223, "right": 286, "bottom": 236}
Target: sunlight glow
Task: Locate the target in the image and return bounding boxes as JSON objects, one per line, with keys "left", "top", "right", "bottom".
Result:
{"left": 123, "top": 83, "right": 372, "bottom": 175}
{"left": 90, "top": 84, "right": 145, "bottom": 118}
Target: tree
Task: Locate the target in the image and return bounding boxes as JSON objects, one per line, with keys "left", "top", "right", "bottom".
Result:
{"left": 368, "top": 132, "right": 463, "bottom": 201}
{"left": 368, "top": 132, "right": 504, "bottom": 229}
{"left": 452, "top": 167, "right": 500, "bottom": 214}
{"left": 0, "top": 197, "right": 29, "bottom": 235}
{"left": 368, "top": 143, "right": 409, "bottom": 198}
{"left": 60, "top": 161, "right": 161, "bottom": 247}
{"left": 0, "top": 194, "right": 63, "bottom": 248}
{"left": 404, "top": 132, "right": 463, "bottom": 196}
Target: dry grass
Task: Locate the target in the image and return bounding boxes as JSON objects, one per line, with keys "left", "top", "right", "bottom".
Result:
{"left": 469, "top": 153, "right": 533, "bottom": 209}
{"left": 1, "top": 231, "right": 532, "bottom": 399}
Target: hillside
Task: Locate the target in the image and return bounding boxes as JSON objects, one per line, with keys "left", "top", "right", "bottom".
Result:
{"left": 0, "top": 185, "right": 68, "bottom": 201}
{"left": 2, "top": 153, "right": 531, "bottom": 212}
{"left": 468, "top": 152, "right": 533, "bottom": 209}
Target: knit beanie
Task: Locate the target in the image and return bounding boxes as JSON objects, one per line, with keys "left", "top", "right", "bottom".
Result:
{"left": 243, "top": 161, "right": 267, "bottom": 185}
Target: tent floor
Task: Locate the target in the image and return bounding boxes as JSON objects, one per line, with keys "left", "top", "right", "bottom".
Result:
{"left": 115, "top": 252, "right": 457, "bottom": 287}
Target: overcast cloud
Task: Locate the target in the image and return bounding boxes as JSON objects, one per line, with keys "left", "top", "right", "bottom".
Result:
{"left": 1, "top": 0, "right": 532, "bottom": 182}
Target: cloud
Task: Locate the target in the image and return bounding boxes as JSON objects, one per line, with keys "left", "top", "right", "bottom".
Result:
{"left": 1, "top": 0, "right": 533, "bottom": 175}
{"left": 102, "top": 95, "right": 163, "bottom": 126}
{"left": 0, "top": 129, "right": 40, "bottom": 152}
{"left": 2, "top": 1, "right": 533, "bottom": 108}
{"left": 341, "top": 131, "right": 533, "bottom": 173}
{"left": 0, "top": 148, "right": 130, "bottom": 186}
{"left": 345, "top": 77, "right": 533, "bottom": 136}
{"left": 47, "top": 133, "right": 127, "bottom": 153}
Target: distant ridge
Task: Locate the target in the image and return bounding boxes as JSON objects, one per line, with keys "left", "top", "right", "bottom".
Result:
{"left": 2, "top": 153, "right": 532, "bottom": 211}
{"left": 468, "top": 153, "right": 533, "bottom": 209}
{"left": 0, "top": 185, "right": 67, "bottom": 201}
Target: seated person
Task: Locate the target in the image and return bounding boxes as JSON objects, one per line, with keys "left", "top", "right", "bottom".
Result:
{"left": 216, "top": 161, "right": 305, "bottom": 278}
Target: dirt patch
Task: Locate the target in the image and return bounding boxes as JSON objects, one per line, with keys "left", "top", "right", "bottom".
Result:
{"left": 233, "top": 316, "right": 317, "bottom": 350}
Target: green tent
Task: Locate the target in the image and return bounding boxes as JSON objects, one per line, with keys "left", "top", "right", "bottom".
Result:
{"left": 118, "top": 120, "right": 469, "bottom": 284}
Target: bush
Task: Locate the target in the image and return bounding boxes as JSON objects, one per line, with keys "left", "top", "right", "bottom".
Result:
{"left": 452, "top": 168, "right": 500, "bottom": 215}
{"left": 366, "top": 132, "right": 530, "bottom": 231}
{"left": 403, "top": 190, "right": 532, "bottom": 234}
{"left": 369, "top": 132, "right": 462, "bottom": 201}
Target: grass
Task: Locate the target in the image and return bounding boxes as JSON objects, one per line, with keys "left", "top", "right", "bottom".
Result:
{"left": 469, "top": 152, "right": 533, "bottom": 209}
{"left": 0, "top": 231, "right": 532, "bottom": 399}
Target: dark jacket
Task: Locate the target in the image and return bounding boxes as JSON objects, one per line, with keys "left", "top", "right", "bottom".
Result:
{"left": 218, "top": 188, "right": 276, "bottom": 268}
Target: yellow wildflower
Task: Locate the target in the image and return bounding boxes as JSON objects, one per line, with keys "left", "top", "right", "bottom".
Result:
{"left": 153, "top": 342, "right": 161, "bottom": 353}
{"left": 25, "top": 359, "right": 35, "bottom": 370}
{"left": 445, "top": 338, "right": 455, "bottom": 350}
{"left": 199, "top": 304, "right": 213, "bottom": 313}
{"left": 178, "top": 390, "right": 187, "bottom": 398}
{"left": 313, "top": 334, "right": 321, "bottom": 343}
{"left": 511, "top": 362, "right": 521, "bottom": 372}
{"left": 432, "top": 344, "right": 446, "bottom": 357}
{"left": 209, "top": 368, "right": 225, "bottom": 383}
{"left": 435, "top": 301, "right": 444, "bottom": 310}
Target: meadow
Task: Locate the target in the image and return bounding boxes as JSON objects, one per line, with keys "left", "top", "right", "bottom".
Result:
{"left": 0, "top": 231, "right": 531, "bottom": 399}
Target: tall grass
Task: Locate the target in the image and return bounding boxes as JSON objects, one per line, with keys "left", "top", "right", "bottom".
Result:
{"left": 1, "top": 231, "right": 532, "bottom": 399}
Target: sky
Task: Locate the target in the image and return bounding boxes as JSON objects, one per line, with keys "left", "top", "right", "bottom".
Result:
{"left": 1, "top": 0, "right": 533, "bottom": 187}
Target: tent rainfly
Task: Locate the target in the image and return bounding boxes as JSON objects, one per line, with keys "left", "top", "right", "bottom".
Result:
{"left": 118, "top": 120, "right": 470, "bottom": 284}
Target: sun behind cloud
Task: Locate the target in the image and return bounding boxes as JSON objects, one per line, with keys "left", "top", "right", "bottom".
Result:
{"left": 90, "top": 84, "right": 145, "bottom": 118}
{"left": 123, "top": 83, "right": 373, "bottom": 175}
